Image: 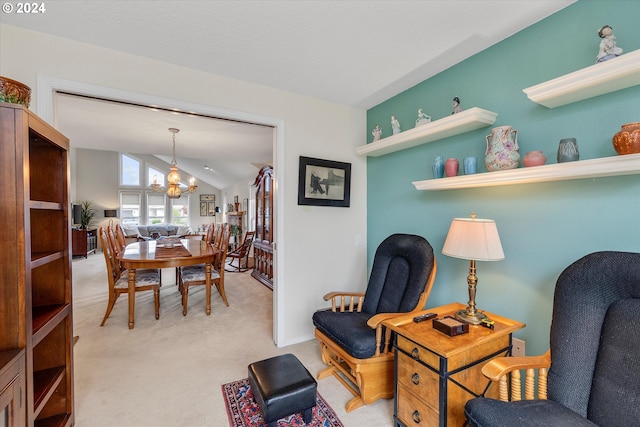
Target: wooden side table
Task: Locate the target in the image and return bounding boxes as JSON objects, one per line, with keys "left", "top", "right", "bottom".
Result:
{"left": 383, "top": 302, "right": 525, "bottom": 427}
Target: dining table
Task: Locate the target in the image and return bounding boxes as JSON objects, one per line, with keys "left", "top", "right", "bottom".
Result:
{"left": 118, "top": 238, "right": 218, "bottom": 329}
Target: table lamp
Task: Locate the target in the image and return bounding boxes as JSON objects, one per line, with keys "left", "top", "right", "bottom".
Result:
{"left": 104, "top": 209, "right": 118, "bottom": 228}
{"left": 442, "top": 213, "right": 504, "bottom": 324}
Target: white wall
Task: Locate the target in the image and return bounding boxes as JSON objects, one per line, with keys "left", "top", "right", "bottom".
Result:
{"left": 1, "top": 24, "right": 367, "bottom": 346}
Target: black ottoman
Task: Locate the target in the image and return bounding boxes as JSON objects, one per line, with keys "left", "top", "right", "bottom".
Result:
{"left": 248, "top": 353, "right": 317, "bottom": 427}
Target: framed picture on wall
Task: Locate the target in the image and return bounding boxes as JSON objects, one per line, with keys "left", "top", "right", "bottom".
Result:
{"left": 208, "top": 202, "right": 216, "bottom": 216}
{"left": 297, "top": 156, "right": 351, "bottom": 207}
{"left": 199, "top": 202, "right": 207, "bottom": 216}
{"left": 200, "top": 194, "right": 215, "bottom": 202}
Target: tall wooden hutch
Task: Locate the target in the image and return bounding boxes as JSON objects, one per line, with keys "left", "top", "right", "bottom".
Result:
{"left": 0, "top": 103, "right": 74, "bottom": 426}
{"left": 252, "top": 166, "right": 274, "bottom": 289}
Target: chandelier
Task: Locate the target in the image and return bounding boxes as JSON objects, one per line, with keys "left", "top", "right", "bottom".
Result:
{"left": 150, "top": 128, "right": 197, "bottom": 199}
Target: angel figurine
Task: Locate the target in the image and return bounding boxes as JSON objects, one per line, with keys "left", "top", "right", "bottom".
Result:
{"left": 372, "top": 124, "right": 382, "bottom": 141}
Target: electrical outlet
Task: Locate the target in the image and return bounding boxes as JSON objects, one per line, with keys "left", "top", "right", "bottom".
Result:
{"left": 512, "top": 338, "right": 525, "bottom": 357}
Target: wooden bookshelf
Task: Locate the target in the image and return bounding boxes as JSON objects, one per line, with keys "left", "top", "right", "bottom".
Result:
{"left": 0, "top": 103, "right": 74, "bottom": 427}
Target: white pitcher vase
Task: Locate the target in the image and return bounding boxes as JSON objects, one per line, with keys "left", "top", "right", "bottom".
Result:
{"left": 485, "top": 125, "right": 520, "bottom": 171}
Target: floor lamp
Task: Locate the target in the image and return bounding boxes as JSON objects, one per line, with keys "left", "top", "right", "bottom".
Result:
{"left": 442, "top": 213, "right": 504, "bottom": 325}
{"left": 104, "top": 209, "right": 118, "bottom": 228}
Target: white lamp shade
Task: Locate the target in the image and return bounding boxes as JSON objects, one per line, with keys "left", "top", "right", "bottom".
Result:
{"left": 442, "top": 217, "right": 505, "bottom": 261}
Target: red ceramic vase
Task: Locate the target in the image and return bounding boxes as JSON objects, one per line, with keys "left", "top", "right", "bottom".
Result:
{"left": 445, "top": 158, "right": 459, "bottom": 177}
{"left": 612, "top": 122, "right": 640, "bottom": 155}
{"left": 522, "top": 150, "right": 547, "bottom": 167}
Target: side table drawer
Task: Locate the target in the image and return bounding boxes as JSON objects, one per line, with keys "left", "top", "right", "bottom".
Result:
{"left": 397, "top": 336, "right": 439, "bottom": 369}
{"left": 397, "top": 383, "right": 438, "bottom": 427}
{"left": 397, "top": 352, "right": 439, "bottom": 408}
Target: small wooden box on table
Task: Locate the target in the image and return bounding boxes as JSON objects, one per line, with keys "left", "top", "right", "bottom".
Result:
{"left": 383, "top": 302, "right": 525, "bottom": 427}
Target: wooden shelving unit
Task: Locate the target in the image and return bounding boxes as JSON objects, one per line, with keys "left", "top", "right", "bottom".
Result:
{"left": 0, "top": 103, "right": 74, "bottom": 427}
{"left": 227, "top": 211, "right": 244, "bottom": 250}
{"left": 523, "top": 49, "right": 640, "bottom": 108}
{"left": 412, "top": 154, "right": 640, "bottom": 191}
{"left": 356, "top": 107, "right": 498, "bottom": 157}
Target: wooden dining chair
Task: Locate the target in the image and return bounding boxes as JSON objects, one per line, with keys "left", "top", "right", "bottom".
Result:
{"left": 108, "top": 225, "right": 165, "bottom": 285}
{"left": 98, "top": 227, "right": 161, "bottom": 326}
{"left": 179, "top": 224, "right": 230, "bottom": 315}
{"left": 114, "top": 224, "right": 127, "bottom": 249}
{"left": 206, "top": 223, "right": 216, "bottom": 245}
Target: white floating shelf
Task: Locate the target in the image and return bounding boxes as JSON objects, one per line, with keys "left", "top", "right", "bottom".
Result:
{"left": 412, "top": 154, "right": 640, "bottom": 191}
{"left": 356, "top": 107, "right": 497, "bottom": 157}
{"left": 523, "top": 49, "right": 640, "bottom": 108}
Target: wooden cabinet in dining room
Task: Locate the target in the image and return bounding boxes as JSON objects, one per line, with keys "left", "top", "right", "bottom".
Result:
{"left": 0, "top": 103, "right": 74, "bottom": 427}
{"left": 252, "top": 165, "right": 274, "bottom": 289}
{"left": 72, "top": 228, "right": 97, "bottom": 258}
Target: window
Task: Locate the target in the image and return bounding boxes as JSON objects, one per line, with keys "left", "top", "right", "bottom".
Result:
{"left": 120, "top": 192, "right": 141, "bottom": 226}
{"left": 121, "top": 154, "right": 141, "bottom": 186}
{"left": 171, "top": 196, "right": 190, "bottom": 225}
{"left": 119, "top": 153, "right": 193, "bottom": 227}
{"left": 147, "top": 193, "right": 166, "bottom": 224}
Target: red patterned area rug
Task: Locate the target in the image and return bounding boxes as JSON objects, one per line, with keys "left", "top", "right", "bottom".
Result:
{"left": 222, "top": 378, "right": 344, "bottom": 427}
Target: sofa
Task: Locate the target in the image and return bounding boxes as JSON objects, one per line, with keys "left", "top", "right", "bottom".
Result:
{"left": 122, "top": 224, "right": 192, "bottom": 240}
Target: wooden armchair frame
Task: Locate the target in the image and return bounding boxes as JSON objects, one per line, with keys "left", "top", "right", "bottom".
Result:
{"left": 315, "top": 259, "right": 437, "bottom": 412}
{"left": 481, "top": 350, "right": 551, "bottom": 402}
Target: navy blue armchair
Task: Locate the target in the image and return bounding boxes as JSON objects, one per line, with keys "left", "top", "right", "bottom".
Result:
{"left": 312, "top": 234, "right": 437, "bottom": 411}
{"left": 465, "top": 251, "right": 640, "bottom": 427}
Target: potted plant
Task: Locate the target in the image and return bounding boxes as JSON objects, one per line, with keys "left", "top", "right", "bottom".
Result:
{"left": 230, "top": 224, "right": 241, "bottom": 246}
{"left": 78, "top": 200, "right": 95, "bottom": 229}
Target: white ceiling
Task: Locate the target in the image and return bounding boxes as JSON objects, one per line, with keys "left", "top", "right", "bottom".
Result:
{"left": 2, "top": 0, "right": 575, "bottom": 189}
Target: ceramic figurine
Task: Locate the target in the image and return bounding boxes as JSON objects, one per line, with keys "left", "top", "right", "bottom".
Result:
{"left": 452, "top": 97, "right": 462, "bottom": 115}
{"left": 597, "top": 25, "right": 623, "bottom": 63}
{"left": 372, "top": 124, "right": 382, "bottom": 141}
{"left": 415, "top": 108, "right": 432, "bottom": 127}
{"left": 391, "top": 116, "right": 401, "bottom": 135}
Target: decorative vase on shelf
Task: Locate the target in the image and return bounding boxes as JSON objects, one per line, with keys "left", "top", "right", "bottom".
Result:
{"left": 432, "top": 156, "right": 444, "bottom": 178}
{"left": 445, "top": 158, "right": 459, "bottom": 177}
{"left": 612, "top": 122, "right": 640, "bottom": 155}
{"left": 522, "top": 150, "right": 547, "bottom": 167}
{"left": 0, "top": 76, "right": 31, "bottom": 107}
{"left": 484, "top": 125, "right": 520, "bottom": 171}
{"left": 557, "top": 138, "right": 579, "bottom": 163}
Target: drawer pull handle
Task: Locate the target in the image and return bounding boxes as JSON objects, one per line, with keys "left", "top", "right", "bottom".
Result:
{"left": 411, "top": 373, "right": 420, "bottom": 385}
{"left": 412, "top": 410, "right": 421, "bottom": 423}
{"left": 411, "top": 348, "right": 420, "bottom": 359}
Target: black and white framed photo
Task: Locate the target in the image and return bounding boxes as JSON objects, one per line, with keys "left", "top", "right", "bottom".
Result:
{"left": 207, "top": 202, "right": 216, "bottom": 216}
{"left": 199, "top": 202, "right": 208, "bottom": 216}
{"left": 298, "top": 156, "right": 351, "bottom": 207}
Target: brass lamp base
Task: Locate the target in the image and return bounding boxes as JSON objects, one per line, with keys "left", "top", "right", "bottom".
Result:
{"left": 455, "top": 309, "right": 487, "bottom": 325}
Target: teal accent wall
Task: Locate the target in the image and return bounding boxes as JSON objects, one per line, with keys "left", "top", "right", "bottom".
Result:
{"left": 366, "top": 1, "right": 640, "bottom": 356}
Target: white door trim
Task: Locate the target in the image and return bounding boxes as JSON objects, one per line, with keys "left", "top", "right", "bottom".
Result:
{"left": 37, "top": 75, "right": 286, "bottom": 346}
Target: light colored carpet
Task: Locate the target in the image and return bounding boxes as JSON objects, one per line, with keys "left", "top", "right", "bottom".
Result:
{"left": 72, "top": 254, "right": 393, "bottom": 426}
